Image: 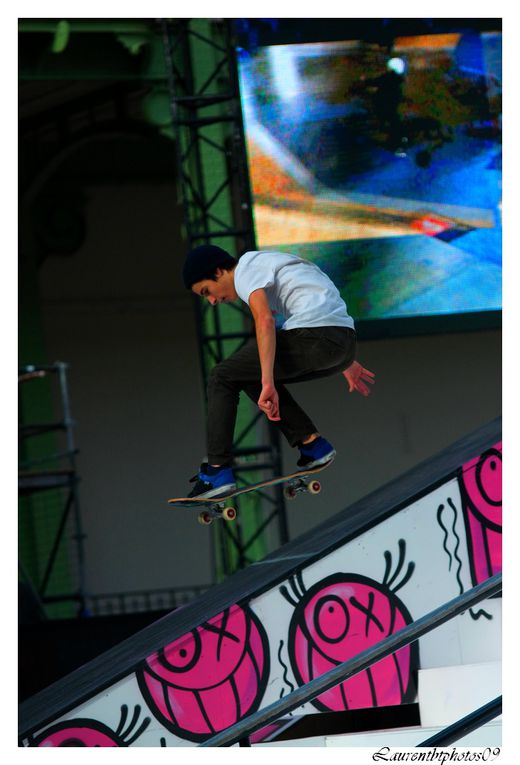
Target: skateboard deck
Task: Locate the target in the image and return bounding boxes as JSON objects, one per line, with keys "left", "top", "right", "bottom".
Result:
{"left": 168, "top": 457, "right": 334, "bottom": 525}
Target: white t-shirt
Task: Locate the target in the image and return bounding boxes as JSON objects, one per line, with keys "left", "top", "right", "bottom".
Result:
{"left": 234, "top": 250, "right": 355, "bottom": 331}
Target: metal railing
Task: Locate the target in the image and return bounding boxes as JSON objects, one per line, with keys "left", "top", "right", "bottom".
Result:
{"left": 199, "top": 573, "right": 502, "bottom": 747}
{"left": 418, "top": 696, "right": 502, "bottom": 747}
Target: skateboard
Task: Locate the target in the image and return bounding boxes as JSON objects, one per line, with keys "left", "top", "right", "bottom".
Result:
{"left": 168, "top": 458, "right": 334, "bottom": 526}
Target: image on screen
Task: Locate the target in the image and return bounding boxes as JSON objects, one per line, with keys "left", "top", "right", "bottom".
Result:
{"left": 237, "top": 27, "right": 502, "bottom": 325}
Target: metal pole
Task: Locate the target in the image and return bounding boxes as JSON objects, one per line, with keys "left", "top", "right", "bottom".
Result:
{"left": 418, "top": 696, "right": 502, "bottom": 747}
{"left": 38, "top": 489, "right": 74, "bottom": 597}
{"left": 58, "top": 362, "right": 87, "bottom": 613}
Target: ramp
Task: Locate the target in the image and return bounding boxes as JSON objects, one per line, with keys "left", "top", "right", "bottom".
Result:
{"left": 19, "top": 417, "right": 501, "bottom": 746}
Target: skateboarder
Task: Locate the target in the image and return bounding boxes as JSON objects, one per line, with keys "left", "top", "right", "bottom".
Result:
{"left": 182, "top": 245, "right": 375, "bottom": 498}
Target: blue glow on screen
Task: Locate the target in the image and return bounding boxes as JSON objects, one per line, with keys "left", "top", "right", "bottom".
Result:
{"left": 237, "top": 30, "right": 502, "bottom": 323}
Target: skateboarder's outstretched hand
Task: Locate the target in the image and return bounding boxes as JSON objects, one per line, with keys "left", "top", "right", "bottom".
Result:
{"left": 342, "top": 361, "right": 375, "bottom": 396}
{"left": 258, "top": 382, "right": 281, "bottom": 421}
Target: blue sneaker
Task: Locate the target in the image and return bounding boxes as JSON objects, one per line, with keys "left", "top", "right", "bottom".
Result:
{"left": 297, "top": 437, "right": 336, "bottom": 470}
{"left": 188, "top": 463, "right": 236, "bottom": 499}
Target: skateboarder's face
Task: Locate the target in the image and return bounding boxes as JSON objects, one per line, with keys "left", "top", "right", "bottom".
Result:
{"left": 191, "top": 268, "right": 238, "bottom": 306}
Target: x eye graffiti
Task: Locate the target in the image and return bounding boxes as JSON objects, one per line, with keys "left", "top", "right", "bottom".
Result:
{"left": 136, "top": 604, "right": 270, "bottom": 742}
{"left": 280, "top": 539, "right": 418, "bottom": 712}
{"left": 28, "top": 705, "right": 150, "bottom": 747}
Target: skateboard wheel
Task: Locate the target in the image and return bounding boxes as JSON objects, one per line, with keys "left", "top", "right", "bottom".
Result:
{"left": 284, "top": 486, "right": 297, "bottom": 500}
{"left": 222, "top": 506, "right": 237, "bottom": 522}
{"left": 308, "top": 480, "right": 322, "bottom": 495}
{"left": 198, "top": 511, "right": 213, "bottom": 526}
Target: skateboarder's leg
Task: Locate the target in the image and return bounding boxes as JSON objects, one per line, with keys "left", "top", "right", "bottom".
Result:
{"left": 239, "top": 380, "right": 336, "bottom": 468}
{"left": 240, "top": 380, "right": 318, "bottom": 446}
{"left": 207, "top": 379, "right": 317, "bottom": 463}
{"left": 206, "top": 338, "right": 266, "bottom": 464}
{"left": 207, "top": 377, "right": 317, "bottom": 464}
{"left": 206, "top": 328, "right": 355, "bottom": 464}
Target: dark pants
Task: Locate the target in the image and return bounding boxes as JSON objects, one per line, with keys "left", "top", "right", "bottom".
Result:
{"left": 207, "top": 326, "right": 356, "bottom": 464}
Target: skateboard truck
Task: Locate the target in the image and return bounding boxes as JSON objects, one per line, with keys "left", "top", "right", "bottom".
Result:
{"left": 198, "top": 503, "right": 237, "bottom": 526}
{"left": 283, "top": 475, "right": 322, "bottom": 500}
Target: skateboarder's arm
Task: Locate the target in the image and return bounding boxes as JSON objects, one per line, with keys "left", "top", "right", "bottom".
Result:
{"left": 248, "top": 288, "right": 281, "bottom": 421}
{"left": 342, "top": 360, "right": 375, "bottom": 396}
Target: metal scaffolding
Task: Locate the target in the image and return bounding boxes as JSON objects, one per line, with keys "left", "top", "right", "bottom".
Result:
{"left": 161, "top": 18, "right": 289, "bottom": 577}
{"left": 18, "top": 362, "right": 87, "bottom": 617}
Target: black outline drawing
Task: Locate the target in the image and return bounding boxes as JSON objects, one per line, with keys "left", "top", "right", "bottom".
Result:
{"left": 28, "top": 705, "right": 150, "bottom": 747}
{"left": 280, "top": 540, "right": 419, "bottom": 713}
{"left": 135, "top": 605, "right": 270, "bottom": 743}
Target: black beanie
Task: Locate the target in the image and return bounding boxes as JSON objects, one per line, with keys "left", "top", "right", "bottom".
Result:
{"left": 182, "top": 245, "right": 236, "bottom": 290}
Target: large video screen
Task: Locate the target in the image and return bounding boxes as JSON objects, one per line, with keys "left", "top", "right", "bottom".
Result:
{"left": 237, "top": 23, "right": 502, "bottom": 333}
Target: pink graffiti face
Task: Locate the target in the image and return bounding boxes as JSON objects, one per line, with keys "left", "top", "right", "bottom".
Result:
{"left": 137, "top": 605, "right": 269, "bottom": 741}
{"left": 288, "top": 574, "right": 416, "bottom": 712}
{"left": 29, "top": 706, "right": 150, "bottom": 747}
{"left": 459, "top": 443, "right": 502, "bottom": 584}
{"left": 461, "top": 443, "right": 502, "bottom": 528}
{"left": 31, "top": 721, "right": 123, "bottom": 747}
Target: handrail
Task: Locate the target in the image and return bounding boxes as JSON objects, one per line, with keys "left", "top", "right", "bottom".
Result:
{"left": 418, "top": 696, "right": 502, "bottom": 747}
{"left": 200, "top": 573, "right": 502, "bottom": 747}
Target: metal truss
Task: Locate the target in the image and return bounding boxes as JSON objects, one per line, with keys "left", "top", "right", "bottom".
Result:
{"left": 160, "top": 18, "right": 289, "bottom": 577}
